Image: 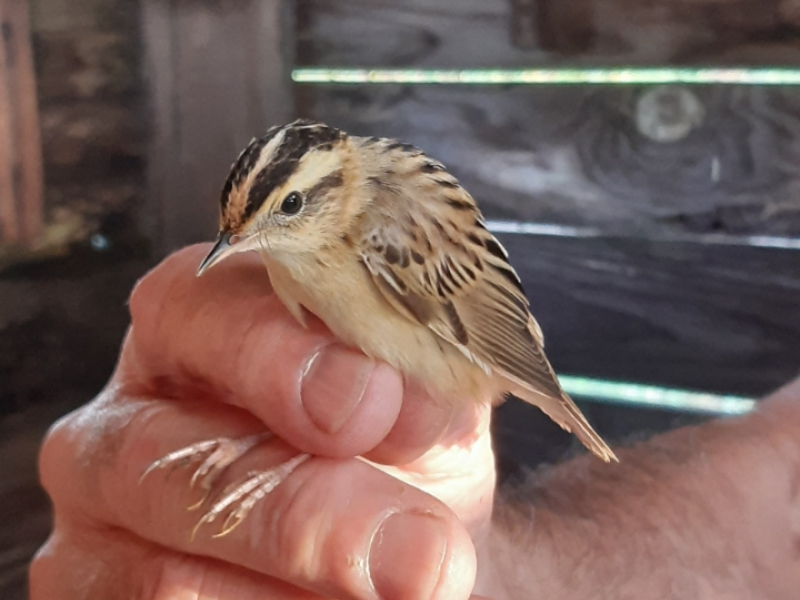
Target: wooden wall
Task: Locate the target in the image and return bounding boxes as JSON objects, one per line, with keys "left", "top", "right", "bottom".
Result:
{"left": 296, "top": 0, "right": 800, "bottom": 236}
{"left": 24, "top": 0, "right": 143, "bottom": 257}
{"left": 294, "top": 0, "right": 800, "bottom": 414}
{"left": 0, "top": 0, "right": 43, "bottom": 250}
{"left": 142, "top": 0, "right": 294, "bottom": 254}
{"left": 297, "top": 0, "right": 800, "bottom": 67}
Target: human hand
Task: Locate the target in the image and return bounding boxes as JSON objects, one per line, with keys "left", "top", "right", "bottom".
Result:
{"left": 31, "top": 245, "right": 496, "bottom": 600}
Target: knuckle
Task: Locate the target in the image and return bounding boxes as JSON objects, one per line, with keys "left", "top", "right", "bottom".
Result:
{"left": 146, "top": 555, "right": 220, "bottom": 600}
{"left": 38, "top": 386, "right": 149, "bottom": 507}
{"left": 127, "top": 274, "right": 149, "bottom": 326}
{"left": 268, "top": 462, "right": 369, "bottom": 586}
{"left": 38, "top": 406, "right": 88, "bottom": 499}
{"left": 128, "top": 267, "right": 165, "bottom": 333}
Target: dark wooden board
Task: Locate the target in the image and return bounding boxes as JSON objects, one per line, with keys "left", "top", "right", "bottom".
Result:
{"left": 491, "top": 230, "right": 799, "bottom": 471}
{"left": 497, "top": 232, "right": 799, "bottom": 397}
{"left": 300, "top": 84, "right": 800, "bottom": 236}
{"left": 296, "top": 0, "right": 800, "bottom": 67}
{"left": 142, "top": 0, "right": 294, "bottom": 254}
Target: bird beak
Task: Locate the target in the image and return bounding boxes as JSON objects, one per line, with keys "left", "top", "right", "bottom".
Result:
{"left": 197, "top": 232, "right": 236, "bottom": 276}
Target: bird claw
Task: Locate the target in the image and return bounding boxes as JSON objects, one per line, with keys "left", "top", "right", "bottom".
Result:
{"left": 192, "top": 453, "right": 311, "bottom": 539}
{"left": 140, "top": 433, "right": 271, "bottom": 508}
{"left": 141, "top": 432, "right": 310, "bottom": 539}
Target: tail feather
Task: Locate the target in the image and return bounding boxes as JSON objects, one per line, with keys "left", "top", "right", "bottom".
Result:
{"left": 509, "top": 380, "right": 618, "bottom": 463}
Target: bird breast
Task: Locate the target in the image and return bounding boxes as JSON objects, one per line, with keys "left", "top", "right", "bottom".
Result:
{"left": 264, "top": 251, "right": 497, "bottom": 407}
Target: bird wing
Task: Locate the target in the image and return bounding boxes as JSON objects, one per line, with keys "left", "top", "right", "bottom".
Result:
{"left": 355, "top": 181, "right": 616, "bottom": 462}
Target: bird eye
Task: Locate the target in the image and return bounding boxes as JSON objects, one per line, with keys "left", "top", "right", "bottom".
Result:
{"left": 280, "top": 192, "right": 304, "bottom": 215}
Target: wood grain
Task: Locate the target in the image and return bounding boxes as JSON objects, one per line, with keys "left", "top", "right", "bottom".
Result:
{"left": 0, "top": 0, "right": 43, "bottom": 248}
{"left": 296, "top": 0, "right": 800, "bottom": 67}
{"left": 499, "top": 232, "right": 800, "bottom": 397}
{"left": 496, "top": 229, "right": 799, "bottom": 470}
{"left": 143, "top": 0, "right": 294, "bottom": 254}
{"left": 296, "top": 0, "right": 800, "bottom": 236}
{"left": 302, "top": 84, "right": 800, "bottom": 236}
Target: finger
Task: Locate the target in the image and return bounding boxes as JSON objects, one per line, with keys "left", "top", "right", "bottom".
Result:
{"left": 31, "top": 526, "right": 325, "bottom": 600}
{"left": 127, "top": 244, "right": 404, "bottom": 458}
{"left": 364, "top": 378, "right": 458, "bottom": 466}
{"left": 41, "top": 396, "right": 478, "bottom": 600}
{"left": 128, "top": 244, "right": 468, "bottom": 464}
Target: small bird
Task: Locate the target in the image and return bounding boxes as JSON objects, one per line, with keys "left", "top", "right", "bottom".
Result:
{"left": 143, "top": 119, "right": 617, "bottom": 536}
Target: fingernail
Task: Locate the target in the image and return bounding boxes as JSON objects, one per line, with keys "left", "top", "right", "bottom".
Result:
{"left": 369, "top": 512, "right": 447, "bottom": 600}
{"left": 301, "top": 344, "right": 375, "bottom": 434}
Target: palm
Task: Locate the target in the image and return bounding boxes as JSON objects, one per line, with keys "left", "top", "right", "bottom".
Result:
{"left": 372, "top": 403, "right": 496, "bottom": 539}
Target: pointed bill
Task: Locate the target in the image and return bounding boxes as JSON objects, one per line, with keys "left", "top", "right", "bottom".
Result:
{"left": 197, "top": 232, "right": 236, "bottom": 276}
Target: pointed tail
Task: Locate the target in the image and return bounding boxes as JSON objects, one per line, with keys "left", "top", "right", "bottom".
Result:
{"left": 509, "top": 381, "right": 618, "bottom": 463}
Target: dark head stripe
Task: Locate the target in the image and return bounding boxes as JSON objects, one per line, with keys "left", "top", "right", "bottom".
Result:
{"left": 219, "top": 125, "right": 283, "bottom": 215}
{"left": 225, "top": 120, "right": 345, "bottom": 222}
{"left": 306, "top": 169, "right": 344, "bottom": 201}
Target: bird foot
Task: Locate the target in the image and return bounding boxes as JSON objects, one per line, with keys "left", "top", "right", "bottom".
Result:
{"left": 140, "top": 432, "right": 310, "bottom": 538}
{"left": 140, "top": 433, "right": 271, "bottom": 509}
{"left": 192, "top": 452, "right": 311, "bottom": 539}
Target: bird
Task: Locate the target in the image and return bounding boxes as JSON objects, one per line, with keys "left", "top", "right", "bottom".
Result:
{"left": 142, "top": 118, "right": 617, "bottom": 537}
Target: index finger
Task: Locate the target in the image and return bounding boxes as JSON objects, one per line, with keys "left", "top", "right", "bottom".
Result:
{"left": 127, "top": 244, "right": 416, "bottom": 458}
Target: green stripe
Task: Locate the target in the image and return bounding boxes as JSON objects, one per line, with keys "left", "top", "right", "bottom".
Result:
{"left": 559, "top": 375, "right": 756, "bottom": 415}
{"left": 293, "top": 67, "right": 800, "bottom": 86}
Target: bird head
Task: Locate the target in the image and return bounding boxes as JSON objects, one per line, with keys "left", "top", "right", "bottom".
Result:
{"left": 197, "top": 119, "right": 358, "bottom": 276}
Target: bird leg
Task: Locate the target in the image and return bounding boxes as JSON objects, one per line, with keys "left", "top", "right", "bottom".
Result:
{"left": 140, "top": 432, "right": 310, "bottom": 537}
{"left": 192, "top": 452, "right": 311, "bottom": 539}
{"left": 140, "top": 433, "right": 271, "bottom": 509}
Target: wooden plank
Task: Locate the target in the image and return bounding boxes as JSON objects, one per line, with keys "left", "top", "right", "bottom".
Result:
{"left": 303, "top": 84, "right": 800, "bottom": 236}
{"left": 497, "top": 233, "right": 800, "bottom": 397}
{"left": 296, "top": 0, "right": 800, "bottom": 67}
{"left": 0, "top": 0, "right": 43, "bottom": 248}
{"left": 493, "top": 231, "right": 800, "bottom": 469}
{"left": 0, "top": 10, "right": 16, "bottom": 244}
{"left": 141, "top": 0, "right": 172, "bottom": 249}
{"left": 297, "top": 0, "right": 800, "bottom": 238}
{"left": 10, "top": 3, "right": 45, "bottom": 249}
{"left": 142, "top": 0, "right": 294, "bottom": 254}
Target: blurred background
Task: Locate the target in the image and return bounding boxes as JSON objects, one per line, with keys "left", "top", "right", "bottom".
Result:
{"left": 1, "top": 0, "right": 799, "bottom": 597}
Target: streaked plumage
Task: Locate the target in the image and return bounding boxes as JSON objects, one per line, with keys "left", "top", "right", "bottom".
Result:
{"left": 206, "top": 119, "right": 616, "bottom": 461}
{"left": 144, "top": 119, "right": 616, "bottom": 537}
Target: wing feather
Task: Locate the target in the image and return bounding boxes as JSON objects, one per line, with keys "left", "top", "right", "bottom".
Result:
{"left": 354, "top": 166, "right": 616, "bottom": 462}
{"left": 357, "top": 194, "right": 556, "bottom": 395}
